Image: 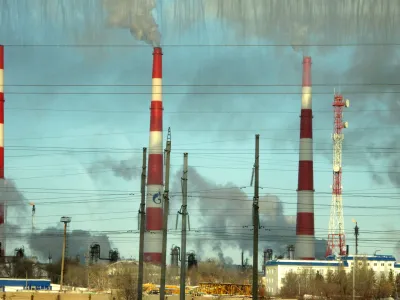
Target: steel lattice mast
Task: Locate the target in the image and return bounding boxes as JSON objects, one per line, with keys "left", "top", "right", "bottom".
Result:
{"left": 326, "top": 94, "right": 350, "bottom": 257}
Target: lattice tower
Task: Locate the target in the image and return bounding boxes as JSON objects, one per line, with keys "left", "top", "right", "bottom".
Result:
{"left": 326, "top": 94, "right": 350, "bottom": 256}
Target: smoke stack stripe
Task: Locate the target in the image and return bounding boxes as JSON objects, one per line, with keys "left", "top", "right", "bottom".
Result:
{"left": 295, "top": 56, "right": 315, "bottom": 260}
{"left": 144, "top": 47, "right": 164, "bottom": 264}
{"left": 0, "top": 45, "right": 5, "bottom": 257}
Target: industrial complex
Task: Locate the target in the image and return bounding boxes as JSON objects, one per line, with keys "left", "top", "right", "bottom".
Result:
{"left": 0, "top": 43, "right": 399, "bottom": 298}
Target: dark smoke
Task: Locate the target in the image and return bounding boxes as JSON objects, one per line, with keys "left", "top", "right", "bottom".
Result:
{"left": 103, "top": 0, "right": 161, "bottom": 46}
{"left": 172, "top": 167, "right": 326, "bottom": 260}
{"left": 28, "top": 226, "right": 112, "bottom": 263}
{"left": 213, "top": 243, "right": 233, "bottom": 265}
{"left": 0, "top": 179, "right": 30, "bottom": 251}
{"left": 87, "top": 155, "right": 140, "bottom": 181}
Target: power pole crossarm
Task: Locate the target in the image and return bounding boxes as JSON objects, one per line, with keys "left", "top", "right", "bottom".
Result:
{"left": 253, "top": 135, "right": 260, "bottom": 300}
{"left": 160, "top": 128, "right": 172, "bottom": 300}
{"left": 179, "top": 153, "right": 188, "bottom": 300}
{"left": 137, "top": 148, "right": 147, "bottom": 300}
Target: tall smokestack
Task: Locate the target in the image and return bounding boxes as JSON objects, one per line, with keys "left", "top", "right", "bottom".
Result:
{"left": 144, "top": 47, "right": 164, "bottom": 264}
{"left": 295, "top": 56, "right": 315, "bottom": 260}
{"left": 0, "top": 45, "right": 5, "bottom": 257}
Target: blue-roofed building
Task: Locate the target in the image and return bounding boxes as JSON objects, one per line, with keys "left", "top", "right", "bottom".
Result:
{"left": 263, "top": 254, "right": 399, "bottom": 296}
{"left": 0, "top": 278, "right": 52, "bottom": 291}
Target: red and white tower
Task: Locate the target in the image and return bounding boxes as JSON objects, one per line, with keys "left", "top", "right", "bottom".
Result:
{"left": 326, "top": 94, "right": 350, "bottom": 257}
{"left": 0, "top": 45, "right": 5, "bottom": 257}
{"left": 144, "top": 47, "right": 164, "bottom": 264}
{"left": 295, "top": 56, "right": 315, "bottom": 260}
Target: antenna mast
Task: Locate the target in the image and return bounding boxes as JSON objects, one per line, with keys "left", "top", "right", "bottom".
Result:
{"left": 326, "top": 94, "right": 350, "bottom": 256}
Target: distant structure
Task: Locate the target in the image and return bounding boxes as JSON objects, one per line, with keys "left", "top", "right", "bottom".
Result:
{"left": 295, "top": 56, "right": 315, "bottom": 260}
{"left": 326, "top": 94, "right": 350, "bottom": 257}
{"left": 264, "top": 254, "right": 400, "bottom": 296}
{"left": 89, "top": 242, "right": 119, "bottom": 264}
{"left": 0, "top": 45, "right": 5, "bottom": 257}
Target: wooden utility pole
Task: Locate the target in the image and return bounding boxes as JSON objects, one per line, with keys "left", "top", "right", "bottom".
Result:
{"left": 137, "top": 147, "right": 147, "bottom": 300}
{"left": 160, "top": 128, "right": 172, "bottom": 300}
{"left": 179, "top": 153, "right": 188, "bottom": 300}
{"left": 252, "top": 134, "right": 260, "bottom": 300}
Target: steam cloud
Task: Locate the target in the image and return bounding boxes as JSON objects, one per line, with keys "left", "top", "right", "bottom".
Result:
{"left": 103, "top": 0, "right": 161, "bottom": 46}
{"left": 87, "top": 155, "right": 140, "bottom": 181}
{"left": 172, "top": 167, "right": 326, "bottom": 260}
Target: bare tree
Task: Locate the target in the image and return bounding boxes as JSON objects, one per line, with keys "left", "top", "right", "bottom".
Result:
{"left": 111, "top": 264, "right": 137, "bottom": 300}
{"left": 279, "top": 271, "right": 299, "bottom": 298}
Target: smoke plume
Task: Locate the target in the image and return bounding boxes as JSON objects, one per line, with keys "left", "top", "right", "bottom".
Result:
{"left": 103, "top": 0, "right": 161, "bottom": 46}
{"left": 87, "top": 155, "right": 140, "bottom": 181}
{"left": 172, "top": 167, "right": 326, "bottom": 259}
{"left": 28, "top": 226, "right": 112, "bottom": 263}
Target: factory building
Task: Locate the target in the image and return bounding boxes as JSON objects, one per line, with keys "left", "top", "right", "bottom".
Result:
{"left": 264, "top": 255, "right": 400, "bottom": 296}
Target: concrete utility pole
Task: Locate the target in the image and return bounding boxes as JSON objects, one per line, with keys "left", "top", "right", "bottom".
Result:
{"left": 59, "top": 216, "right": 71, "bottom": 292}
{"left": 160, "top": 128, "right": 172, "bottom": 300}
{"left": 352, "top": 219, "right": 358, "bottom": 300}
{"left": 179, "top": 153, "right": 188, "bottom": 300}
{"left": 252, "top": 134, "right": 260, "bottom": 300}
{"left": 137, "top": 147, "right": 147, "bottom": 300}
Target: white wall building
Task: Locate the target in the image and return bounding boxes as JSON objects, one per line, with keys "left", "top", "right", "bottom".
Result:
{"left": 263, "top": 255, "right": 400, "bottom": 296}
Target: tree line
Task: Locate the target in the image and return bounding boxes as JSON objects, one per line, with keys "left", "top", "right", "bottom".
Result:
{"left": 280, "top": 263, "right": 400, "bottom": 299}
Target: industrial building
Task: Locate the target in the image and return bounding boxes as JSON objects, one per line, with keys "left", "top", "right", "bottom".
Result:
{"left": 0, "top": 278, "right": 52, "bottom": 291}
{"left": 264, "top": 254, "right": 400, "bottom": 296}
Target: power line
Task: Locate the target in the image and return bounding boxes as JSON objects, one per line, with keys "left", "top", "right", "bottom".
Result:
{"left": 5, "top": 91, "right": 400, "bottom": 95}
{"left": 3, "top": 43, "right": 400, "bottom": 47}
{"left": 4, "top": 83, "right": 400, "bottom": 87}
{"left": 6, "top": 107, "right": 400, "bottom": 114}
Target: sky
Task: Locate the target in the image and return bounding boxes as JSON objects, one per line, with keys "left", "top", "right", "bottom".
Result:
{"left": 0, "top": 0, "right": 400, "bottom": 267}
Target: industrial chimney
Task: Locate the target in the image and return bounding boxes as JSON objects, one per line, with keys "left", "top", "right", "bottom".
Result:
{"left": 0, "top": 45, "right": 5, "bottom": 257}
{"left": 144, "top": 47, "right": 164, "bottom": 264}
{"left": 295, "top": 56, "right": 315, "bottom": 260}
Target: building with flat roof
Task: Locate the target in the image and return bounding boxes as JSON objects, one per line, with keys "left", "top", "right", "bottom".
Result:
{"left": 263, "top": 254, "right": 400, "bottom": 296}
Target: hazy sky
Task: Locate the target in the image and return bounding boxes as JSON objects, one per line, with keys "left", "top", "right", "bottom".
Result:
{"left": 1, "top": 0, "right": 400, "bottom": 265}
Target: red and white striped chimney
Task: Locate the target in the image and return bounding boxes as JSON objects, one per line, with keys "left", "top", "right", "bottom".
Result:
{"left": 0, "top": 45, "right": 5, "bottom": 257}
{"left": 144, "top": 47, "right": 164, "bottom": 264}
{"left": 295, "top": 56, "right": 315, "bottom": 260}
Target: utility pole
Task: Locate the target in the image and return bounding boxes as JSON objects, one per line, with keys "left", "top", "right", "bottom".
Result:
{"left": 179, "top": 153, "right": 188, "bottom": 300}
{"left": 59, "top": 216, "right": 71, "bottom": 292}
{"left": 253, "top": 134, "right": 260, "bottom": 300}
{"left": 352, "top": 219, "right": 358, "bottom": 300}
{"left": 355, "top": 222, "right": 359, "bottom": 255}
{"left": 137, "top": 148, "right": 147, "bottom": 300}
{"left": 160, "top": 128, "right": 172, "bottom": 300}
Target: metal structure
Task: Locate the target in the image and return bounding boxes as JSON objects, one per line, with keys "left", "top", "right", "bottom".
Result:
{"left": 326, "top": 94, "right": 350, "bottom": 257}
{"left": 295, "top": 56, "right": 315, "bottom": 260}
{"left": 0, "top": 45, "right": 5, "bottom": 257}
{"left": 287, "top": 245, "right": 295, "bottom": 260}
{"left": 170, "top": 245, "right": 180, "bottom": 267}
{"left": 89, "top": 242, "right": 119, "bottom": 264}
{"left": 145, "top": 47, "right": 164, "bottom": 264}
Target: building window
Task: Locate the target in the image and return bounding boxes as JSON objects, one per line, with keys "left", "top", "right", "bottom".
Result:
{"left": 388, "top": 264, "right": 392, "bottom": 267}
{"left": 374, "top": 263, "right": 377, "bottom": 266}
{"left": 381, "top": 263, "right": 384, "bottom": 266}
